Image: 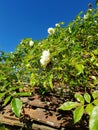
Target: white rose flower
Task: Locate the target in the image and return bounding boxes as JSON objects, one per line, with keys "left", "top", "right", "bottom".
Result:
{"left": 48, "top": 28, "right": 55, "bottom": 35}
{"left": 42, "top": 50, "right": 50, "bottom": 57}
{"left": 55, "top": 23, "right": 60, "bottom": 27}
{"left": 40, "top": 50, "right": 51, "bottom": 67}
{"left": 29, "top": 40, "right": 34, "bottom": 47}
{"left": 84, "top": 13, "right": 89, "bottom": 20}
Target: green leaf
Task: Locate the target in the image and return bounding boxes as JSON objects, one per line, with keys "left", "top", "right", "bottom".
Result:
{"left": 59, "top": 101, "right": 80, "bottom": 110}
{"left": 9, "top": 86, "right": 23, "bottom": 91}
{"left": 0, "top": 75, "right": 6, "bottom": 80}
{"left": 96, "top": 0, "right": 98, "bottom": 5}
{"left": 75, "top": 93, "right": 84, "bottom": 104}
{"left": 92, "top": 90, "right": 98, "bottom": 99}
{"left": 73, "top": 106, "right": 84, "bottom": 124}
{"left": 11, "top": 98, "right": 23, "bottom": 117}
{"left": 0, "top": 92, "right": 7, "bottom": 99}
{"left": 0, "top": 125, "right": 8, "bottom": 130}
{"left": 4, "top": 95, "right": 11, "bottom": 106}
{"left": 13, "top": 92, "right": 31, "bottom": 97}
{"left": 84, "top": 93, "right": 91, "bottom": 103}
{"left": 93, "top": 99, "right": 98, "bottom": 105}
{"left": 93, "top": 48, "right": 98, "bottom": 55}
{"left": 85, "top": 104, "right": 94, "bottom": 115}
{"left": 49, "top": 74, "right": 54, "bottom": 89}
{"left": 75, "top": 64, "right": 84, "bottom": 75}
{"left": 89, "top": 106, "right": 98, "bottom": 130}
{"left": 95, "top": 63, "right": 98, "bottom": 67}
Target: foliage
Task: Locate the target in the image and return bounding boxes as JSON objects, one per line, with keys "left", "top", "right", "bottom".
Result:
{"left": 96, "top": 0, "right": 98, "bottom": 5}
{"left": 0, "top": 124, "right": 8, "bottom": 130}
{"left": 59, "top": 91, "right": 98, "bottom": 130}
{"left": 10, "top": 8, "right": 98, "bottom": 94}
{"left": 0, "top": 6, "right": 98, "bottom": 119}
{"left": 11, "top": 98, "right": 23, "bottom": 117}
{"left": 0, "top": 50, "right": 31, "bottom": 116}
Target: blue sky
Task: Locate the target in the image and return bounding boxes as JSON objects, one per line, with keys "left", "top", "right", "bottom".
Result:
{"left": 0, "top": 0, "right": 96, "bottom": 52}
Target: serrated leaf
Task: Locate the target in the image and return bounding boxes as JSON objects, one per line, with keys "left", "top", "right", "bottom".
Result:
{"left": 85, "top": 104, "right": 94, "bottom": 115}
{"left": 73, "top": 106, "right": 84, "bottom": 124}
{"left": 89, "top": 106, "right": 98, "bottom": 130}
{"left": 11, "top": 98, "right": 23, "bottom": 117}
{"left": 93, "top": 99, "right": 98, "bottom": 105}
{"left": 84, "top": 93, "right": 91, "bottom": 103}
{"left": 75, "top": 93, "right": 84, "bottom": 104}
{"left": 4, "top": 95, "right": 11, "bottom": 106}
{"left": 59, "top": 101, "right": 80, "bottom": 110}
{"left": 92, "top": 90, "right": 98, "bottom": 99}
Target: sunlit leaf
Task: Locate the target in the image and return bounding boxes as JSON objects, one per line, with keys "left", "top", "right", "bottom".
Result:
{"left": 49, "top": 74, "right": 54, "bottom": 89}
{"left": 93, "top": 48, "right": 98, "bottom": 55}
{"left": 13, "top": 92, "right": 31, "bottom": 97}
{"left": 4, "top": 95, "right": 11, "bottom": 106}
{"left": 93, "top": 99, "right": 98, "bottom": 105}
{"left": 9, "top": 86, "right": 23, "bottom": 91}
{"left": 75, "top": 93, "right": 84, "bottom": 104}
{"left": 92, "top": 90, "right": 98, "bottom": 99}
{"left": 84, "top": 93, "right": 91, "bottom": 103}
{"left": 75, "top": 64, "right": 84, "bottom": 75}
{"left": 11, "top": 98, "right": 23, "bottom": 117}
{"left": 0, "top": 92, "right": 7, "bottom": 100}
{"left": 85, "top": 104, "right": 94, "bottom": 115}
{"left": 89, "top": 106, "right": 98, "bottom": 130}
{"left": 73, "top": 106, "right": 84, "bottom": 124}
{"left": 59, "top": 101, "right": 80, "bottom": 110}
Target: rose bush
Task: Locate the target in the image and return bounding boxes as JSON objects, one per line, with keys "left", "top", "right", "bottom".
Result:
{"left": 0, "top": 6, "right": 98, "bottom": 120}
{"left": 1, "top": 8, "right": 97, "bottom": 94}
